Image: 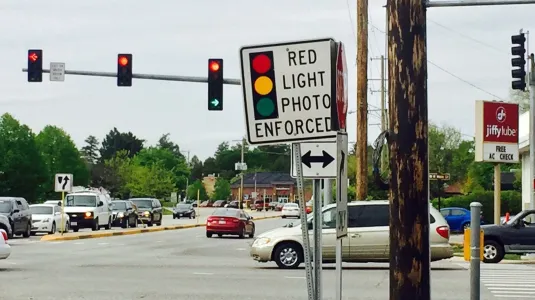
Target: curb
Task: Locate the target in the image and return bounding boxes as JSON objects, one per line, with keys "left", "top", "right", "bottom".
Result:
{"left": 40, "top": 215, "right": 280, "bottom": 242}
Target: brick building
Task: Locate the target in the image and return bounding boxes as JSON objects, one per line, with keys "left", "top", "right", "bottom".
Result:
{"left": 230, "top": 172, "right": 312, "bottom": 204}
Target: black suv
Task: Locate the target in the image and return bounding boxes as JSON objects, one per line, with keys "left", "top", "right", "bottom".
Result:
{"left": 482, "top": 209, "right": 535, "bottom": 263}
{"left": 111, "top": 200, "right": 138, "bottom": 228}
{"left": 0, "top": 197, "right": 32, "bottom": 238}
{"left": 129, "top": 198, "right": 162, "bottom": 227}
{"left": 173, "top": 203, "right": 196, "bottom": 219}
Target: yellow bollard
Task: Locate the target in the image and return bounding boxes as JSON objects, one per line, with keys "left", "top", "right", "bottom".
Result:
{"left": 463, "top": 228, "right": 484, "bottom": 261}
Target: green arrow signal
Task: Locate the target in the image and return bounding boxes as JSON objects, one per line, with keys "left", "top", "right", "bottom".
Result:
{"left": 210, "top": 99, "right": 220, "bottom": 107}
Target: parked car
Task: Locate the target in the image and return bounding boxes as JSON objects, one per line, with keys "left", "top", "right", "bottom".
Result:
{"left": 129, "top": 198, "right": 163, "bottom": 227}
{"left": 0, "top": 229, "right": 11, "bottom": 260}
{"left": 111, "top": 200, "right": 138, "bottom": 228}
{"left": 226, "top": 201, "right": 239, "bottom": 209}
{"left": 0, "top": 216, "right": 12, "bottom": 238}
{"left": 29, "top": 204, "right": 70, "bottom": 234}
{"left": 253, "top": 200, "right": 269, "bottom": 211}
{"left": 281, "top": 203, "right": 300, "bottom": 218}
{"left": 173, "top": 203, "right": 196, "bottom": 219}
{"left": 440, "top": 207, "right": 484, "bottom": 232}
{"left": 0, "top": 197, "right": 32, "bottom": 238}
{"left": 481, "top": 209, "right": 535, "bottom": 263}
{"left": 250, "top": 200, "right": 453, "bottom": 269}
{"left": 199, "top": 201, "right": 213, "bottom": 207}
{"left": 212, "top": 200, "right": 228, "bottom": 208}
{"left": 268, "top": 202, "right": 278, "bottom": 211}
{"left": 206, "top": 208, "right": 255, "bottom": 238}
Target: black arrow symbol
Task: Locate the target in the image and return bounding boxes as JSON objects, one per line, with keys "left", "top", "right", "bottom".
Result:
{"left": 57, "top": 176, "right": 63, "bottom": 184}
{"left": 301, "top": 150, "right": 335, "bottom": 168}
{"left": 62, "top": 176, "right": 70, "bottom": 190}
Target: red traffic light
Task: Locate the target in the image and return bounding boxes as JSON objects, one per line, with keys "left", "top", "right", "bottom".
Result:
{"left": 252, "top": 54, "right": 271, "bottom": 74}
{"left": 28, "top": 52, "right": 39, "bottom": 62}
{"left": 209, "top": 61, "right": 220, "bottom": 72}
{"left": 118, "top": 56, "right": 129, "bottom": 66}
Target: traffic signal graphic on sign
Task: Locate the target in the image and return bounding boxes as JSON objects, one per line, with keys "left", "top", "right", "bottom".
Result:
{"left": 208, "top": 58, "right": 223, "bottom": 111}
{"left": 511, "top": 33, "right": 526, "bottom": 91}
{"left": 249, "top": 51, "right": 279, "bottom": 120}
{"left": 27, "top": 49, "right": 43, "bottom": 82}
{"left": 117, "top": 54, "right": 133, "bottom": 86}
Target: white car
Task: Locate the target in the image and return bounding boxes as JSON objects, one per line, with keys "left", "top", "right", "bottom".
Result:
{"left": 281, "top": 203, "right": 300, "bottom": 218}
{"left": 251, "top": 200, "right": 453, "bottom": 269}
{"left": 30, "top": 204, "right": 70, "bottom": 234}
{"left": 0, "top": 229, "right": 11, "bottom": 260}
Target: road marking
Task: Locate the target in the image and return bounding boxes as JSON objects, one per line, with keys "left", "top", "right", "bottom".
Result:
{"left": 193, "top": 272, "right": 214, "bottom": 275}
{"left": 74, "top": 242, "right": 84, "bottom": 245}
{"left": 479, "top": 265, "right": 535, "bottom": 298}
{"left": 285, "top": 276, "right": 305, "bottom": 279}
{"left": 236, "top": 248, "right": 246, "bottom": 251}
{"left": 97, "top": 242, "right": 108, "bottom": 245}
{"left": 50, "top": 241, "right": 64, "bottom": 244}
{"left": 156, "top": 240, "right": 163, "bottom": 243}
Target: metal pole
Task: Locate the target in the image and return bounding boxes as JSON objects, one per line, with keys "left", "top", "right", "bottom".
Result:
{"left": 22, "top": 68, "right": 242, "bottom": 85}
{"left": 240, "top": 138, "right": 245, "bottom": 209}
{"left": 335, "top": 238, "right": 342, "bottom": 300}
{"left": 426, "top": 0, "right": 535, "bottom": 7}
{"left": 530, "top": 53, "right": 535, "bottom": 212}
{"left": 323, "top": 179, "right": 332, "bottom": 205}
{"left": 494, "top": 164, "right": 501, "bottom": 224}
{"left": 60, "top": 191, "right": 65, "bottom": 235}
{"left": 292, "top": 143, "right": 315, "bottom": 300}
{"left": 470, "top": 202, "right": 482, "bottom": 300}
{"left": 313, "top": 179, "right": 323, "bottom": 300}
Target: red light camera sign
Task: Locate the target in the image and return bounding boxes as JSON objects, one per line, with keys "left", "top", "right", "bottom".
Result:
{"left": 475, "top": 101, "right": 519, "bottom": 163}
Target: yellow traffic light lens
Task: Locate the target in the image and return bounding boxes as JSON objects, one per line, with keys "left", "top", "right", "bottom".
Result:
{"left": 254, "top": 76, "right": 273, "bottom": 96}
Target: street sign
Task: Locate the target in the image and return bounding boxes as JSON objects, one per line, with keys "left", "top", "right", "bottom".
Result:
{"left": 54, "top": 173, "right": 73, "bottom": 192}
{"left": 240, "top": 38, "right": 337, "bottom": 145}
{"left": 331, "top": 42, "right": 348, "bottom": 131}
{"left": 336, "top": 132, "right": 348, "bottom": 238}
{"left": 291, "top": 142, "right": 336, "bottom": 178}
{"left": 429, "top": 173, "right": 450, "bottom": 181}
{"left": 49, "top": 62, "right": 65, "bottom": 82}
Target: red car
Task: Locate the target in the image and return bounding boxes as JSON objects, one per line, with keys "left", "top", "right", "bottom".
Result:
{"left": 206, "top": 208, "right": 255, "bottom": 238}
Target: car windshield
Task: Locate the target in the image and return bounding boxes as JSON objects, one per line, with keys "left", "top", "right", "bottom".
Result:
{"left": 30, "top": 206, "right": 53, "bottom": 215}
{"left": 130, "top": 200, "right": 152, "bottom": 209}
{"left": 176, "top": 204, "right": 190, "bottom": 209}
{"left": 507, "top": 211, "right": 527, "bottom": 224}
{"left": 212, "top": 208, "right": 240, "bottom": 218}
{"left": 0, "top": 201, "right": 12, "bottom": 213}
{"left": 112, "top": 202, "right": 126, "bottom": 210}
{"left": 65, "top": 195, "right": 97, "bottom": 207}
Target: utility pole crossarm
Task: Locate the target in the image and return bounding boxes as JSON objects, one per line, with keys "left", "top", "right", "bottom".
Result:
{"left": 426, "top": 0, "right": 535, "bottom": 7}
{"left": 22, "top": 68, "right": 242, "bottom": 85}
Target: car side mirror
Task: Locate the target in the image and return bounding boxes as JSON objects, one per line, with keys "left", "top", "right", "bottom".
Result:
{"left": 13, "top": 209, "right": 19, "bottom": 214}
{"left": 98, "top": 201, "right": 104, "bottom": 207}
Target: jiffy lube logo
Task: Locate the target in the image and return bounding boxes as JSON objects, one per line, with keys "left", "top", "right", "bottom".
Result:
{"left": 483, "top": 102, "right": 519, "bottom": 144}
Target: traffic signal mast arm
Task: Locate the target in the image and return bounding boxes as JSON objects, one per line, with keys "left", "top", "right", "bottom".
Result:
{"left": 21, "top": 67, "right": 242, "bottom": 85}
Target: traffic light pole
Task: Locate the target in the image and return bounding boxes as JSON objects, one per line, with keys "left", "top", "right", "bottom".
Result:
{"left": 427, "top": 0, "right": 535, "bottom": 7}
{"left": 21, "top": 68, "right": 242, "bottom": 85}
{"left": 530, "top": 53, "right": 535, "bottom": 212}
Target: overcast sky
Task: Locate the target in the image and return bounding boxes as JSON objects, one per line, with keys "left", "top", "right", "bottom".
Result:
{"left": 0, "top": 0, "right": 532, "bottom": 160}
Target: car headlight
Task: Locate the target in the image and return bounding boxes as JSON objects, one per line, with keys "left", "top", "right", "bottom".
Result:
{"left": 252, "top": 237, "right": 271, "bottom": 246}
{"left": 144, "top": 211, "right": 150, "bottom": 216}
{"left": 84, "top": 212, "right": 92, "bottom": 218}
{"left": 118, "top": 212, "right": 124, "bottom": 218}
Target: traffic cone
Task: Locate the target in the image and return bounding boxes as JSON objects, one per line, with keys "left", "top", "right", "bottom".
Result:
{"left": 505, "top": 212, "right": 510, "bottom": 223}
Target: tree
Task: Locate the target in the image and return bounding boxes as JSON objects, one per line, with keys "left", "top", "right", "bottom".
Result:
{"left": 133, "top": 147, "right": 189, "bottom": 190}
{"left": 100, "top": 128, "right": 144, "bottom": 161}
{"left": 203, "top": 157, "right": 218, "bottom": 176}
{"left": 126, "top": 163, "right": 175, "bottom": 199}
{"left": 187, "top": 179, "right": 208, "bottom": 200}
{"left": 103, "top": 150, "right": 133, "bottom": 198}
{"left": 510, "top": 88, "right": 530, "bottom": 113}
{"left": 0, "top": 114, "right": 48, "bottom": 202}
{"left": 211, "top": 178, "right": 231, "bottom": 200}
{"left": 157, "top": 133, "right": 185, "bottom": 160}
{"left": 189, "top": 155, "right": 203, "bottom": 181}
{"left": 35, "top": 126, "right": 90, "bottom": 199}
{"left": 81, "top": 135, "right": 100, "bottom": 164}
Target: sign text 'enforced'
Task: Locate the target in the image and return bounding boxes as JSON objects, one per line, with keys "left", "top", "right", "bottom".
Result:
{"left": 240, "top": 38, "right": 337, "bottom": 145}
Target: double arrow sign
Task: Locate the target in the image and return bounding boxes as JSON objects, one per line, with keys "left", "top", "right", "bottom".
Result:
{"left": 301, "top": 150, "right": 335, "bottom": 168}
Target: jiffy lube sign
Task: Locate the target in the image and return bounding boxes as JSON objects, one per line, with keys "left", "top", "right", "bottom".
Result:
{"left": 475, "top": 100, "right": 519, "bottom": 163}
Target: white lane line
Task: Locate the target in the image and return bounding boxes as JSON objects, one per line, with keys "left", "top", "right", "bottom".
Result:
{"left": 74, "top": 242, "right": 84, "bottom": 245}
{"left": 285, "top": 276, "right": 305, "bottom": 279}
{"left": 97, "top": 242, "right": 109, "bottom": 245}
{"left": 193, "top": 272, "right": 214, "bottom": 275}
{"left": 236, "top": 248, "right": 246, "bottom": 251}
{"left": 156, "top": 240, "right": 163, "bottom": 243}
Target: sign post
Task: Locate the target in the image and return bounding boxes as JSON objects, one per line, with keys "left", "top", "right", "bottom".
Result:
{"left": 54, "top": 173, "right": 73, "bottom": 235}
{"left": 475, "top": 101, "right": 519, "bottom": 224}
{"left": 429, "top": 173, "right": 450, "bottom": 210}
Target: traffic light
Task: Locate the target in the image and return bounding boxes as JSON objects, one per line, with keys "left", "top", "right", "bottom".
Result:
{"left": 208, "top": 59, "right": 223, "bottom": 110}
{"left": 117, "top": 54, "right": 133, "bottom": 86}
{"left": 249, "top": 51, "right": 279, "bottom": 120}
{"left": 511, "top": 33, "right": 526, "bottom": 91}
{"left": 27, "top": 49, "right": 43, "bottom": 82}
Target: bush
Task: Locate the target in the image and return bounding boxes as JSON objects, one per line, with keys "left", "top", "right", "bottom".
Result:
{"left": 431, "top": 191, "right": 522, "bottom": 223}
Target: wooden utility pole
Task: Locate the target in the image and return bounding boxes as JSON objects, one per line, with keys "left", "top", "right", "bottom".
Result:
{"left": 380, "top": 55, "right": 388, "bottom": 173}
{"left": 356, "top": 0, "right": 368, "bottom": 200}
{"left": 387, "top": 0, "right": 430, "bottom": 299}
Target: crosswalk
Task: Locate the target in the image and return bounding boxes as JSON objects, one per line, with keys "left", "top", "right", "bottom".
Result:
{"left": 479, "top": 263, "right": 535, "bottom": 299}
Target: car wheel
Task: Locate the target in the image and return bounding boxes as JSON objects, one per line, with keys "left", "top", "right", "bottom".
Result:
{"left": 206, "top": 231, "right": 212, "bottom": 238}
{"left": 238, "top": 227, "right": 246, "bottom": 239}
{"left": 49, "top": 222, "right": 56, "bottom": 234}
{"left": 248, "top": 227, "right": 255, "bottom": 238}
{"left": 282, "top": 215, "right": 286, "bottom": 218}
{"left": 217, "top": 233, "right": 223, "bottom": 237}
{"left": 274, "top": 242, "right": 302, "bottom": 269}
{"left": 72, "top": 227, "right": 79, "bottom": 232}
{"left": 483, "top": 240, "right": 505, "bottom": 263}
{"left": 173, "top": 215, "right": 176, "bottom": 219}
{"left": 121, "top": 218, "right": 128, "bottom": 229}
{"left": 130, "top": 218, "right": 138, "bottom": 228}
{"left": 92, "top": 218, "right": 99, "bottom": 231}
{"left": 105, "top": 217, "right": 112, "bottom": 230}
{"left": 64, "top": 222, "right": 70, "bottom": 233}
{"left": 22, "top": 222, "right": 31, "bottom": 238}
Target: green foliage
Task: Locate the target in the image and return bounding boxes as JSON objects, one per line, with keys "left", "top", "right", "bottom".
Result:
{"left": 133, "top": 147, "right": 189, "bottom": 190}
{"left": 211, "top": 178, "right": 231, "bottom": 200}
{"left": 187, "top": 179, "right": 208, "bottom": 201}
{"left": 99, "top": 127, "right": 144, "bottom": 162}
{"left": 431, "top": 191, "right": 522, "bottom": 223}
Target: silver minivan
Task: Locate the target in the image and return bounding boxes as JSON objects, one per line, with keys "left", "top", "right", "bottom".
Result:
{"left": 250, "top": 200, "right": 453, "bottom": 269}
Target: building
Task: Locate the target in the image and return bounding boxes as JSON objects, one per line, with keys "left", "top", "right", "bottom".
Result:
{"left": 230, "top": 172, "right": 312, "bottom": 203}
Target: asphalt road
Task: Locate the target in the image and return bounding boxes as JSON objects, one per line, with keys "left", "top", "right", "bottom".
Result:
{"left": 1, "top": 218, "right": 496, "bottom": 300}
